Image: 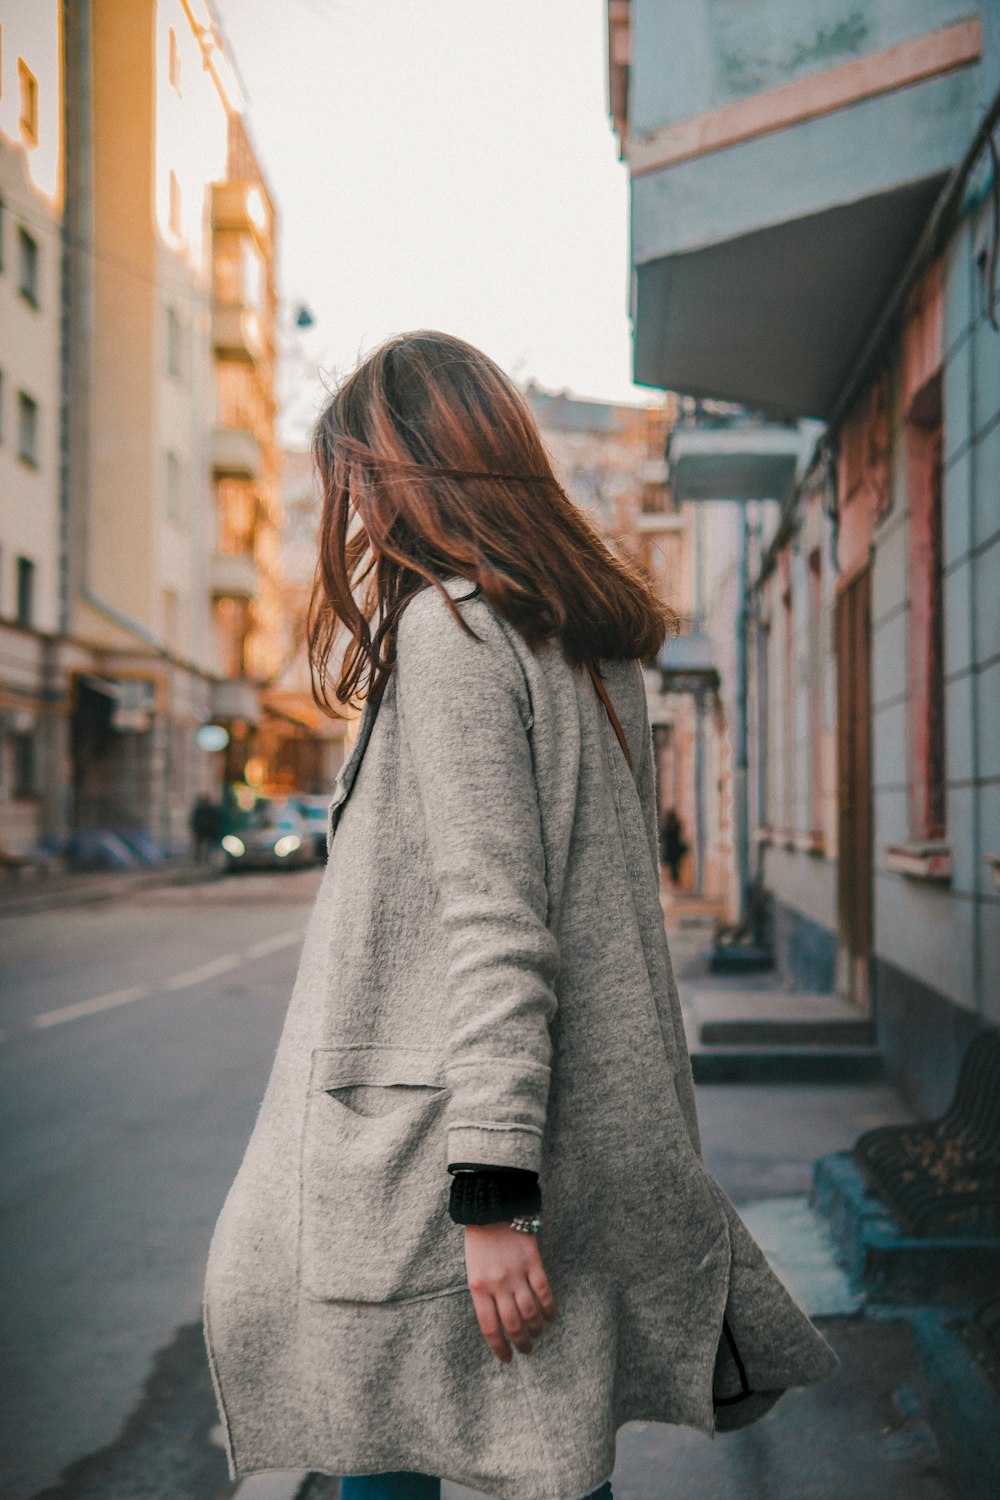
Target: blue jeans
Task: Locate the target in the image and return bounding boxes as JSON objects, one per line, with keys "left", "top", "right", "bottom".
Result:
{"left": 341, "top": 1473, "right": 613, "bottom": 1500}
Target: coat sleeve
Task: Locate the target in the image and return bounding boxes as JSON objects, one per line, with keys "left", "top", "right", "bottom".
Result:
{"left": 395, "top": 586, "right": 558, "bottom": 1175}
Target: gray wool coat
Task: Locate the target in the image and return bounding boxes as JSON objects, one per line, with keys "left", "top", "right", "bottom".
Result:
{"left": 203, "top": 575, "right": 840, "bottom": 1500}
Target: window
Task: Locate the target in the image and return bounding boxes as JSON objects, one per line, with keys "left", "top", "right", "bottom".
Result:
{"left": 168, "top": 27, "right": 181, "bottom": 93}
{"left": 807, "top": 551, "right": 824, "bottom": 839}
{"left": 168, "top": 170, "right": 182, "bottom": 238}
{"left": 163, "top": 588, "right": 178, "bottom": 645}
{"left": 166, "top": 450, "right": 181, "bottom": 519}
{"left": 217, "top": 477, "right": 256, "bottom": 555}
{"left": 906, "top": 374, "right": 945, "bottom": 840}
{"left": 782, "top": 573, "right": 794, "bottom": 835}
{"left": 18, "top": 227, "right": 39, "bottom": 306}
{"left": 214, "top": 596, "right": 250, "bottom": 678}
{"left": 17, "top": 391, "right": 38, "bottom": 466}
{"left": 18, "top": 60, "right": 38, "bottom": 146}
{"left": 13, "top": 732, "right": 37, "bottom": 796}
{"left": 167, "top": 305, "right": 182, "bottom": 378}
{"left": 241, "top": 240, "right": 265, "bottom": 312}
{"left": 16, "top": 555, "right": 35, "bottom": 626}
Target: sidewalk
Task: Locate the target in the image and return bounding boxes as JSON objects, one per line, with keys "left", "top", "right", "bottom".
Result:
{"left": 0, "top": 857, "right": 215, "bottom": 919}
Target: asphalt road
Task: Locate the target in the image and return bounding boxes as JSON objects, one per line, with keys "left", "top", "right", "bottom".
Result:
{"left": 0, "top": 867, "right": 324, "bottom": 1500}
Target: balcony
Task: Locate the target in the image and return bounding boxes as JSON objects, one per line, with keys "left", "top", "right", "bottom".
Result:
{"left": 211, "top": 425, "right": 261, "bottom": 480}
{"left": 210, "top": 552, "right": 257, "bottom": 601}
{"left": 657, "top": 630, "right": 720, "bottom": 695}
{"left": 212, "top": 303, "right": 264, "bottom": 364}
{"left": 667, "top": 422, "right": 810, "bottom": 503}
{"left": 634, "top": 510, "right": 685, "bottom": 534}
{"left": 614, "top": 2, "right": 986, "bottom": 417}
{"left": 211, "top": 180, "right": 273, "bottom": 247}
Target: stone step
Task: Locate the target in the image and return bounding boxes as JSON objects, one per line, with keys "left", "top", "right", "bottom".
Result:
{"left": 690, "top": 1044, "right": 885, "bottom": 1084}
{"left": 700, "top": 1016, "right": 875, "bottom": 1046}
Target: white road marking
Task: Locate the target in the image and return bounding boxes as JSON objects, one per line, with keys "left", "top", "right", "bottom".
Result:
{"left": 31, "top": 985, "right": 151, "bottom": 1030}
{"left": 244, "top": 929, "right": 303, "bottom": 959}
{"left": 19, "top": 927, "right": 305, "bottom": 1035}
{"left": 163, "top": 954, "right": 241, "bottom": 990}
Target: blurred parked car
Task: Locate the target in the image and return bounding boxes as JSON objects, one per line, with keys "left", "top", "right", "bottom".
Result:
{"left": 293, "top": 794, "right": 331, "bottom": 863}
{"left": 218, "top": 797, "right": 317, "bottom": 872}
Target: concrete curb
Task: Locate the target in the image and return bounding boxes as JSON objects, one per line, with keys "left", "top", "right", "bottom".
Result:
{"left": 866, "top": 1306, "right": 1000, "bottom": 1500}
{"left": 690, "top": 1045, "right": 885, "bottom": 1084}
{"left": 812, "top": 1149, "right": 1000, "bottom": 1303}
{"left": 0, "top": 862, "right": 216, "bottom": 918}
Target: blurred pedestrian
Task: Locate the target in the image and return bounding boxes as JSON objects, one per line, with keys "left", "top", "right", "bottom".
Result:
{"left": 189, "top": 794, "right": 221, "bottom": 863}
{"left": 204, "top": 331, "right": 839, "bottom": 1500}
{"left": 659, "top": 807, "right": 689, "bottom": 886}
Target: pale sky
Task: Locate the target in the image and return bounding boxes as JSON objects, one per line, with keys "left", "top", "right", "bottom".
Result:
{"left": 212, "top": 0, "right": 656, "bottom": 445}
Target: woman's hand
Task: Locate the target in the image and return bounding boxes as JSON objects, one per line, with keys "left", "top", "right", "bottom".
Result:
{"left": 464, "top": 1224, "right": 557, "bottom": 1362}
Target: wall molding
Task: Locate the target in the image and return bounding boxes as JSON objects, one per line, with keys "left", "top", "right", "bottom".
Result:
{"left": 628, "top": 17, "right": 982, "bottom": 177}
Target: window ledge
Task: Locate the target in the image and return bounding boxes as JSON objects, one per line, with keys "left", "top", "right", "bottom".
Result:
{"left": 885, "top": 841, "right": 952, "bottom": 881}
{"left": 793, "top": 830, "right": 825, "bottom": 857}
{"left": 985, "top": 853, "right": 1000, "bottom": 892}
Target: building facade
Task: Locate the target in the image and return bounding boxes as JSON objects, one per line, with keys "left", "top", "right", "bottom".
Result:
{"left": 610, "top": 0, "right": 1000, "bottom": 1111}
{"left": 0, "top": 0, "right": 64, "bottom": 857}
{"left": 524, "top": 380, "right": 743, "bottom": 916}
{"left": 0, "top": 0, "right": 288, "bottom": 860}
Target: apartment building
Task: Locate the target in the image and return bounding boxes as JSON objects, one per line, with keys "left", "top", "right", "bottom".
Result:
{"left": 0, "top": 0, "right": 287, "bottom": 858}
{"left": 609, "top": 0, "right": 1000, "bottom": 1110}
{"left": 0, "top": 0, "right": 63, "bottom": 855}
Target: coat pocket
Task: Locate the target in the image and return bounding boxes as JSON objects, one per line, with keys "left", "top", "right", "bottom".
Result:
{"left": 299, "top": 1044, "right": 468, "bottom": 1304}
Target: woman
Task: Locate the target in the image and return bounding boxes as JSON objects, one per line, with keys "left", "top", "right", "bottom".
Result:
{"left": 203, "top": 331, "right": 839, "bottom": 1500}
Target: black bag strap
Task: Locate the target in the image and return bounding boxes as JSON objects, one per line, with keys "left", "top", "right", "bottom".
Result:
{"left": 586, "top": 661, "right": 633, "bottom": 773}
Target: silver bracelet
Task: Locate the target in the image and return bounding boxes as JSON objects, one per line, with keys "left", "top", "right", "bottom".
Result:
{"left": 509, "top": 1212, "right": 543, "bottom": 1234}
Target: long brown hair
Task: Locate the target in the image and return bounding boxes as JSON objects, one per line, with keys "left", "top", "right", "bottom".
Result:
{"left": 307, "top": 330, "right": 675, "bottom": 714}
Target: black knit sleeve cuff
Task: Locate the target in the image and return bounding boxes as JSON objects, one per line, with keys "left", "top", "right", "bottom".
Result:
{"left": 446, "top": 1164, "right": 542, "bottom": 1225}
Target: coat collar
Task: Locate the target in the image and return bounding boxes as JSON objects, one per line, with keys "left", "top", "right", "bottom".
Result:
{"left": 325, "top": 688, "right": 381, "bottom": 848}
{"left": 323, "top": 576, "right": 480, "bottom": 851}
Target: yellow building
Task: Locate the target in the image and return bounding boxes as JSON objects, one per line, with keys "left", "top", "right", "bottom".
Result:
{"left": 0, "top": 0, "right": 64, "bottom": 861}
{"left": 0, "top": 0, "right": 285, "bottom": 861}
